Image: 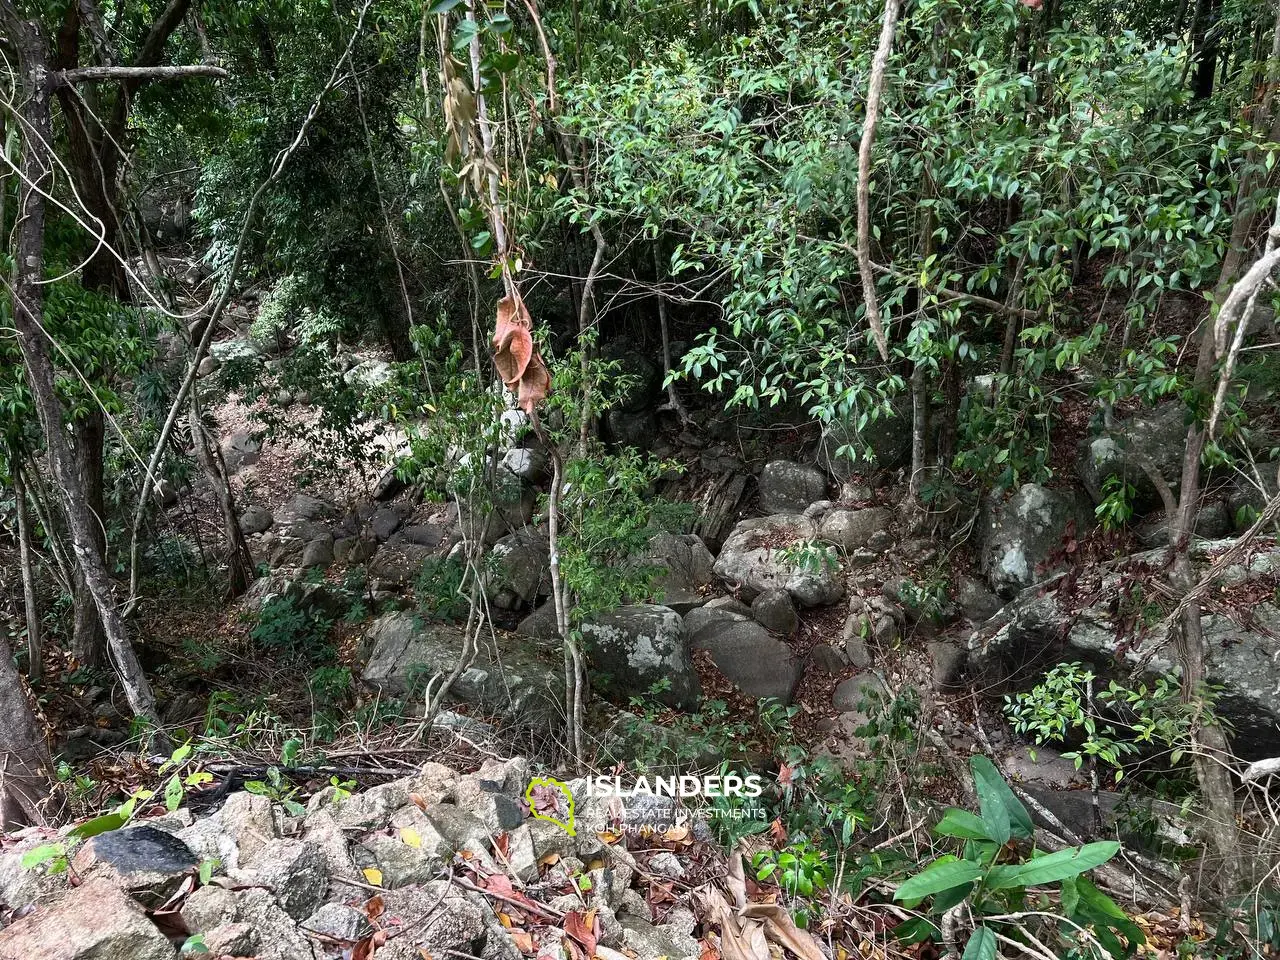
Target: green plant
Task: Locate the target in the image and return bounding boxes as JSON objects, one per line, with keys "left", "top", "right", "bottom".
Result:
{"left": 777, "top": 539, "right": 838, "bottom": 576}
{"left": 1096, "top": 475, "right": 1138, "bottom": 530}
{"left": 893, "top": 756, "right": 1141, "bottom": 960}
{"left": 751, "top": 842, "right": 832, "bottom": 927}
{"left": 250, "top": 595, "right": 334, "bottom": 661}
{"left": 244, "top": 766, "right": 306, "bottom": 817}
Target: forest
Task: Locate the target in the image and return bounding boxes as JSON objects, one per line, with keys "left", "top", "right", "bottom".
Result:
{"left": 2, "top": 0, "right": 1280, "bottom": 957}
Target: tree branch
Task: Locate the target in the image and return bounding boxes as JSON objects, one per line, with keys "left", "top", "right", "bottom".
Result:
{"left": 59, "top": 64, "right": 228, "bottom": 83}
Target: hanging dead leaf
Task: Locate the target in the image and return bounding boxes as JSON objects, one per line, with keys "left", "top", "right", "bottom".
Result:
{"left": 492, "top": 294, "right": 551, "bottom": 414}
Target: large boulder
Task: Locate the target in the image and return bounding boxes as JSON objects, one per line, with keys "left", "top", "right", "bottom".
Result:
{"left": 713, "top": 514, "right": 844, "bottom": 607}
{"left": 361, "top": 612, "right": 564, "bottom": 732}
{"left": 969, "top": 541, "right": 1280, "bottom": 760}
{"left": 817, "top": 398, "right": 912, "bottom": 480}
{"left": 977, "top": 483, "right": 1095, "bottom": 597}
{"left": 581, "top": 605, "right": 701, "bottom": 709}
{"left": 1077, "top": 403, "right": 1188, "bottom": 513}
{"left": 818, "top": 506, "right": 892, "bottom": 553}
{"left": 220, "top": 429, "right": 261, "bottom": 473}
{"left": 646, "top": 533, "right": 715, "bottom": 613}
{"left": 0, "top": 876, "right": 175, "bottom": 960}
{"left": 691, "top": 617, "right": 802, "bottom": 703}
{"left": 70, "top": 825, "right": 197, "bottom": 908}
{"left": 486, "top": 531, "right": 550, "bottom": 610}
{"left": 757, "top": 461, "right": 828, "bottom": 514}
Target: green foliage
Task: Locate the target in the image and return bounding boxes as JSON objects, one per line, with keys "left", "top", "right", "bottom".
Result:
{"left": 250, "top": 595, "right": 334, "bottom": 661}
{"left": 1096, "top": 475, "right": 1138, "bottom": 530}
{"left": 244, "top": 766, "right": 306, "bottom": 817}
{"left": 1004, "top": 662, "right": 1213, "bottom": 782}
{"left": 896, "top": 755, "right": 1138, "bottom": 960}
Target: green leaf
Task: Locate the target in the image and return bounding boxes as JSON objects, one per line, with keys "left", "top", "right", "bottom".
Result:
{"left": 164, "top": 774, "right": 184, "bottom": 812}
{"left": 69, "top": 809, "right": 129, "bottom": 840}
{"left": 962, "top": 927, "right": 996, "bottom": 960}
{"left": 427, "top": 0, "right": 463, "bottom": 12}
{"left": 893, "top": 856, "right": 984, "bottom": 902}
{"left": 970, "top": 756, "right": 1033, "bottom": 840}
{"left": 985, "top": 842, "right": 1121, "bottom": 889}
{"left": 21, "top": 843, "right": 66, "bottom": 869}
{"left": 935, "top": 809, "right": 991, "bottom": 841}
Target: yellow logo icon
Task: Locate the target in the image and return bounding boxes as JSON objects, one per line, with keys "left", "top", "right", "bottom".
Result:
{"left": 526, "top": 777, "right": 575, "bottom": 836}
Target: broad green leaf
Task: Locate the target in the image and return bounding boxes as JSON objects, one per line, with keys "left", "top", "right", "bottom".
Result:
{"left": 69, "top": 810, "right": 129, "bottom": 840}
{"left": 969, "top": 756, "right": 1033, "bottom": 840}
{"left": 935, "top": 809, "right": 991, "bottom": 841}
{"left": 894, "top": 856, "right": 984, "bottom": 901}
{"left": 962, "top": 927, "right": 996, "bottom": 960}
{"left": 21, "top": 843, "right": 66, "bottom": 869}
{"left": 427, "top": 0, "right": 463, "bottom": 12}
{"left": 985, "top": 842, "right": 1120, "bottom": 889}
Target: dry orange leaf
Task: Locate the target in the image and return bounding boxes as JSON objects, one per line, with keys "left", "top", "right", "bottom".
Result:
{"left": 492, "top": 294, "right": 551, "bottom": 414}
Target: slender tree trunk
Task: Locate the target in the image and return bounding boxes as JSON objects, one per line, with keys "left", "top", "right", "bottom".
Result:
{"left": 0, "top": 630, "right": 54, "bottom": 828}
{"left": 855, "top": 0, "right": 901, "bottom": 363}
{"left": 71, "top": 408, "right": 107, "bottom": 666}
{"left": 2, "top": 3, "right": 162, "bottom": 730}
{"left": 13, "top": 463, "right": 44, "bottom": 684}
{"left": 189, "top": 393, "right": 254, "bottom": 599}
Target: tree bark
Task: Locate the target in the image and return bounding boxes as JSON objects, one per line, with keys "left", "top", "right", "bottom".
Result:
{"left": 855, "top": 0, "right": 902, "bottom": 364}
{"left": 2, "top": 2, "right": 162, "bottom": 729}
{"left": 71, "top": 407, "right": 107, "bottom": 666}
{"left": 12, "top": 462, "right": 44, "bottom": 684}
{"left": 189, "top": 392, "right": 254, "bottom": 599}
{"left": 0, "top": 631, "right": 54, "bottom": 828}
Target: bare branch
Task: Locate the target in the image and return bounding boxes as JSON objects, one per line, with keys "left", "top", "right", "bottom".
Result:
{"left": 59, "top": 64, "right": 228, "bottom": 83}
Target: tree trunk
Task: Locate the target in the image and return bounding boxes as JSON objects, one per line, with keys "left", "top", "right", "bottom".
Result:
{"left": 2, "top": 2, "right": 162, "bottom": 731}
{"left": 12, "top": 463, "right": 44, "bottom": 684}
{"left": 71, "top": 408, "right": 107, "bottom": 666}
{"left": 0, "top": 631, "right": 54, "bottom": 828}
{"left": 189, "top": 393, "right": 254, "bottom": 599}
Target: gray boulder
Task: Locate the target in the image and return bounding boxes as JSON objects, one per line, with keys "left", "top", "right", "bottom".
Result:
{"left": 969, "top": 541, "right": 1280, "bottom": 760}
{"left": 751, "top": 588, "right": 797, "bottom": 635}
{"left": 691, "top": 618, "right": 802, "bottom": 704}
{"left": 1077, "top": 403, "right": 1188, "bottom": 513}
{"left": 758, "top": 460, "right": 827, "bottom": 514}
{"left": 220, "top": 429, "right": 261, "bottom": 473}
{"left": 344, "top": 358, "right": 394, "bottom": 390}
{"left": 0, "top": 877, "right": 175, "bottom": 960}
{"left": 486, "top": 531, "right": 550, "bottom": 610}
{"left": 647, "top": 532, "right": 716, "bottom": 613}
{"left": 1134, "top": 500, "right": 1232, "bottom": 548}
{"left": 209, "top": 337, "right": 261, "bottom": 365}
{"left": 239, "top": 504, "right": 274, "bottom": 535}
{"left": 713, "top": 514, "right": 844, "bottom": 607}
{"left": 361, "top": 611, "right": 564, "bottom": 732}
{"left": 978, "top": 483, "right": 1095, "bottom": 597}
{"left": 581, "top": 604, "right": 700, "bottom": 709}
{"left": 818, "top": 506, "right": 892, "bottom": 553}
{"left": 70, "top": 826, "right": 197, "bottom": 908}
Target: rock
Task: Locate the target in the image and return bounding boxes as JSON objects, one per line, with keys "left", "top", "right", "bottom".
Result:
{"left": 301, "top": 534, "right": 335, "bottom": 568}
{"left": 684, "top": 601, "right": 752, "bottom": 646}
{"left": 361, "top": 611, "right": 564, "bottom": 732}
{"left": 705, "top": 596, "right": 752, "bottom": 616}
{"left": 302, "top": 903, "right": 372, "bottom": 943}
{"left": 359, "top": 833, "right": 442, "bottom": 888}
{"left": 234, "top": 838, "right": 327, "bottom": 920}
{"left": 374, "top": 461, "right": 409, "bottom": 501}
{"left": 692, "top": 618, "right": 803, "bottom": 703}
{"left": 1077, "top": 403, "right": 1190, "bottom": 512}
{"left": 369, "top": 541, "right": 437, "bottom": 586}
{"left": 647, "top": 532, "right": 716, "bottom": 613}
{"left": 454, "top": 775, "right": 525, "bottom": 833}
{"left": 197, "top": 354, "right": 220, "bottom": 377}
{"left": 373, "top": 883, "right": 487, "bottom": 960}
{"left": 713, "top": 514, "right": 843, "bottom": 607}
{"left": 70, "top": 825, "right": 197, "bottom": 908}
{"left": 0, "top": 877, "right": 174, "bottom": 960}
{"left": 209, "top": 337, "right": 261, "bottom": 365}
{"left": 832, "top": 673, "right": 888, "bottom": 721}
{"left": 187, "top": 887, "right": 321, "bottom": 960}
{"left": 818, "top": 399, "right": 912, "bottom": 479}
{"left": 955, "top": 574, "right": 1002, "bottom": 622}
{"left": 1001, "top": 747, "right": 1084, "bottom": 788}
{"left": 220, "top": 791, "right": 278, "bottom": 867}
{"left": 399, "top": 523, "right": 451, "bottom": 548}
{"left": 502, "top": 447, "right": 550, "bottom": 484}
{"left": 606, "top": 409, "right": 658, "bottom": 449}
{"left": 839, "top": 611, "right": 875, "bottom": 668}
{"left": 370, "top": 504, "right": 408, "bottom": 541}
{"left": 818, "top": 507, "right": 892, "bottom": 553}
{"left": 300, "top": 808, "right": 359, "bottom": 880}
{"left": 648, "top": 851, "right": 685, "bottom": 879}
{"left": 751, "top": 588, "right": 797, "bottom": 635}
{"left": 220, "top": 429, "right": 261, "bottom": 473}
{"left": 180, "top": 882, "right": 238, "bottom": 933}
{"left": 455, "top": 466, "right": 536, "bottom": 544}
{"left": 280, "top": 493, "right": 337, "bottom": 522}
{"left": 486, "top": 531, "right": 550, "bottom": 610}
{"left": 620, "top": 914, "right": 701, "bottom": 960}
{"left": 968, "top": 541, "right": 1280, "bottom": 760}
{"left": 807, "top": 644, "right": 848, "bottom": 675}
{"left": 1134, "top": 500, "right": 1232, "bottom": 548}
{"left": 757, "top": 460, "right": 828, "bottom": 514}
{"left": 928, "top": 641, "right": 966, "bottom": 691}
{"left": 344, "top": 358, "right": 395, "bottom": 390}
{"left": 978, "top": 483, "right": 1095, "bottom": 596}
{"left": 335, "top": 535, "right": 377, "bottom": 564}
{"left": 239, "top": 504, "right": 274, "bottom": 535}
{"left": 516, "top": 601, "right": 560, "bottom": 640}
{"left": 204, "top": 923, "right": 258, "bottom": 956}
{"left": 582, "top": 605, "right": 700, "bottom": 708}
